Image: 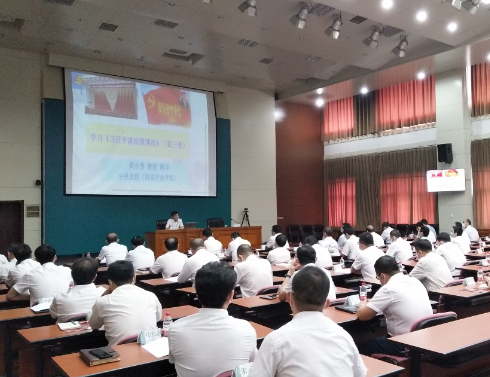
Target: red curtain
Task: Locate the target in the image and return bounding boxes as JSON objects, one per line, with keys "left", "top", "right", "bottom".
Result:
{"left": 327, "top": 178, "right": 356, "bottom": 227}
{"left": 412, "top": 175, "right": 436, "bottom": 223}
{"left": 322, "top": 97, "right": 354, "bottom": 140}
{"left": 376, "top": 76, "right": 435, "bottom": 131}
{"left": 472, "top": 62, "right": 490, "bottom": 117}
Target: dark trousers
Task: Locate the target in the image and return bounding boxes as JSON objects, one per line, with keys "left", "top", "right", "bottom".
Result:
{"left": 358, "top": 335, "right": 406, "bottom": 357}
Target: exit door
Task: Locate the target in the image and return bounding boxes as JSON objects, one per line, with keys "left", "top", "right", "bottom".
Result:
{"left": 0, "top": 201, "right": 24, "bottom": 258}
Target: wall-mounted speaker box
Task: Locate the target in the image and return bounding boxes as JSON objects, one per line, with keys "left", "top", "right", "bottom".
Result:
{"left": 437, "top": 143, "right": 453, "bottom": 164}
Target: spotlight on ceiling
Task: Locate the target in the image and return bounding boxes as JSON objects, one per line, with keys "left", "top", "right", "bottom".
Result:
{"left": 417, "top": 71, "right": 426, "bottom": 80}
{"left": 381, "top": 0, "right": 394, "bottom": 9}
{"left": 363, "top": 26, "right": 383, "bottom": 49}
{"left": 202, "top": 0, "right": 212, "bottom": 3}
{"left": 294, "top": 6, "right": 310, "bottom": 29}
{"left": 238, "top": 0, "right": 257, "bottom": 17}
{"left": 360, "top": 87, "right": 368, "bottom": 94}
{"left": 315, "top": 98, "right": 325, "bottom": 107}
{"left": 391, "top": 35, "right": 408, "bottom": 58}
{"left": 487, "top": 52, "right": 490, "bottom": 61}
{"left": 482, "top": 0, "right": 490, "bottom": 4}
{"left": 451, "top": 0, "right": 462, "bottom": 9}
{"left": 447, "top": 22, "right": 458, "bottom": 32}
{"left": 326, "top": 14, "right": 342, "bottom": 39}
{"left": 416, "top": 10, "right": 427, "bottom": 22}
{"left": 316, "top": 88, "right": 324, "bottom": 94}
{"left": 462, "top": 0, "right": 481, "bottom": 14}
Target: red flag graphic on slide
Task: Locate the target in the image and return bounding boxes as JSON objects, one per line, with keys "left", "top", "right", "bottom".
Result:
{"left": 143, "top": 87, "right": 191, "bottom": 127}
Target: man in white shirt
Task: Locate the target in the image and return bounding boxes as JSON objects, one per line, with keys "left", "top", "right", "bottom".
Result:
{"left": 97, "top": 233, "right": 128, "bottom": 266}
{"left": 278, "top": 245, "right": 336, "bottom": 302}
{"left": 50, "top": 258, "right": 104, "bottom": 323}
{"left": 249, "top": 266, "right": 366, "bottom": 377}
{"left": 451, "top": 226, "right": 471, "bottom": 253}
{"left": 224, "top": 232, "right": 251, "bottom": 261}
{"left": 235, "top": 244, "right": 273, "bottom": 297}
{"left": 318, "top": 227, "right": 340, "bottom": 256}
{"left": 351, "top": 232, "right": 385, "bottom": 279}
{"left": 305, "top": 235, "right": 333, "bottom": 268}
{"left": 386, "top": 229, "right": 413, "bottom": 263}
{"left": 463, "top": 219, "right": 480, "bottom": 242}
{"left": 419, "top": 226, "right": 436, "bottom": 245}
{"left": 421, "top": 219, "right": 437, "bottom": 239}
{"left": 267, "top": 234, "right": 291, "bottom": 265}
{"left": 367, "top": 225, "right": 385, "bottom": 247}
{"left": 89, "top": 260, "right": 162, "bottom": 346}
{"left": 435, "top": 232, "right": 466, "bottom": 275}
{"left": 150, "top": 237, "right": 188, "bottom": 278}
{"left": 126, "top": 236, "right": 155, "bottom": 270}
{"left": 178, "top": 238, "right": 219, "bottom": 283}
{"left": 337, "top": 223, "right": 351, "bottom": 249}
{"left": 165, "top": 211, "right": 184, "bottom": 230}
{"left": 342, "top": 227, "right": 360, "bottom": 260}
{"left": 7, "top": 245, "right": 72, "bottom": 306}
{"left": 381, "top": 222, "right": 394, "bottom": 245}
{"left": 6, "top": 243, "right": 40, "bottom": 288}
{"left": 202, "top": 228, "right": 223, "bottom": 257}
{"left": 265, "top": 225, "right": 289, "bottom": 250}
{"left": 169, "top": 262, "right": 257, "bottom": 377}
{"left": 410, "top": 239, "right": 453, "bottom": 291}
{"left": 357, "top": 255, "right": 432, "bottom": 356}
{"left": 0, "top": 244, "right": 18, "bottom": 282}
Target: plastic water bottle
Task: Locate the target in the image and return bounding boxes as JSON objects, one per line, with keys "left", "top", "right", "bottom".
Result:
{"left": 359, "top": 283, "right": 367, "bottom": 301}
{"left": 340, "top": 256, "right": 345, "bottom": 269}
{"left": 481, "top": 241, "right": 485, "bottom": 252}
{"left": 477, "top": 267, "right": 484, "bottom": 283}
{"left": 486, "top": 253, "right": 490, "bottom": 266}
{"left": 86, "top": 251, "right": 91, "bottom": 258}
{"left": 162, "top": 312, "right": 172, "bottom": 336}
{"left": 398, "top": 262, "right": 405, "bottom": 273}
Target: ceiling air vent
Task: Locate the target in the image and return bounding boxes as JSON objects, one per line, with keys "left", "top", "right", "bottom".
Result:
{"left": 259, "top": 58, "right": 274, "bottom": 64}
{"left": 44, "top": 0, "right": 75, "bottom": 5}
{"left": 349, "top": 15, "right": 367, "bottom": 24}
{"left": 0, "top": 17, "right": 25, "bottom": 31}
{"left": 162, "top": 49, "right": 204, "bottom": 65}
{"left": 99, "top": 23, "right": 119, "bottom": 32}
{"left": 239, "top": 39, "right": 258, "bottom": 47}
{"left": 306, "top": 55, "right": 321, "bottom": 62}
{"left": 383, "top": 25, "right": 403, "bottom": 37}
{"left": 154, "top": 19, "right": 179, "bottom": 29}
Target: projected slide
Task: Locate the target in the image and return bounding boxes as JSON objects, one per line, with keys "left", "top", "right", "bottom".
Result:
{"left": 65, "top": 70, "right": 216, "bottom": 196}
{"left": 426, "top": 169, "right": 466, "bottom": 192}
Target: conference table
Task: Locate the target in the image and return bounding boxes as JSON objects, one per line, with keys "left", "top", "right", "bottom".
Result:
{"left": 465, "top": 252, "right": 488, "bottom": 260}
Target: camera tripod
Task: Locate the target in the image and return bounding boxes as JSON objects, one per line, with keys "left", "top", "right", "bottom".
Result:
{"left": 241, "top": 210, "right": 250, "bottom": 227}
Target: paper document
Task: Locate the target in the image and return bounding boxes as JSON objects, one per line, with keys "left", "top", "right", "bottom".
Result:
{"left": 142, "top": 337, "right": 169, "bottom": 358}
{"left": 58, "top": 321, "right": 82, "bottom": 331}
{"left": 164, "top": 276, "right": 179, "bottom": 283}
{"left": 31, "top": 302, "right": 51, "bottom": 313}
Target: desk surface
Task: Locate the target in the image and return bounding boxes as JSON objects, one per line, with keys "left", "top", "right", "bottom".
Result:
{"left": 434, "top": 284, "right": 490, "bottom": 299}
{"left": 402, "top": 260, "right": 418, "bottom": 268}
{"left": 139, "top": 278, "right": 180, "bottom": 287}
{"left": 360, "top": 278, "right": 382, "bottom": 286}
{"left": 389, "top": 312, "right": 490, "bottom": 355}
{"left": 0, "top": 307, "right": 50, "bottom": 322}
{"left": 456, "top": 265, "right": 490, "bottom": 272}
{"left": 465, "top": 252, "right": 487, "bottom": 259}
{"left": 322, "top": 306, "right": 358, "bottom": 324}
{"left": 362, "top": 355, "right": 404, "bottom": 377}
{"left": 0, "top": 283, "right": 7, "bottom": 293}
{"left": 330, "top": 269, "right": 353, "bottom": 278}
{"left": 248, "top": 321, "right": 272, "bottom": 340}
{"left": 231, "top": 295, "right": 282, "bottom": 309}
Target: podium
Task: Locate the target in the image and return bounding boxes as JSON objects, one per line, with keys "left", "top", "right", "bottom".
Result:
{"left": 145, "top": 226, "right": 262, "bottom": 258}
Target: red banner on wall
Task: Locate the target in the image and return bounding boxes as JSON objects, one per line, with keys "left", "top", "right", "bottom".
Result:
{"left": 143, "top": 87, "right": 191, "bottom": 127}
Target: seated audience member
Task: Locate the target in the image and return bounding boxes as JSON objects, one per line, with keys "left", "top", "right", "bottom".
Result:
{"left": 267, "top": 234, "right": 291, "bottom": 265}
{"left": 235, "top": 244, "right": 273, "bottom": 297}
{"left": 96, "top": 233, "right": 128, "bottom": 266}
{"left": 453, "top": 222, "right": 471, "bottom": 244}
{"left": 50, "top": 258, "right": 104, "bottom": 323}
{"left": 166, "top": 210, "right": 184, "bottom": 230}
{"left": 357, "top": 256, "right": 432, "bottom": 356}
{"left": 305, "top": 235, "right": 333, "bottom": 268}
{"left": 463, "top": 219, "right": 479, "bottom": 242}
{"left": 150, "top": 237, "right": 187, "bottom": 278}
{"left": 0, "top": 244, "right": 18, "bottom": 282}
{"left": 381, "top": 222, "right": 394, "bottom": 245}
{"left": 342, "top": 227, "right": 360, "bottom": 260}
{"left": 126, "top": 236, "right": 155, "bottom": 270}
{"left": 169, "top": 262, "right": 257, "bottom": 377}
{"left": 451, "top": 225, "right": 471, "bottom": 253}
{"left": 351, "top": 232, "right": 385, "bottom": 279}
{"left": 265, "top": 225, "right": 289, "bottom": 250}
{"left": 178, "top": 238, "right": 219, "bottom": 283}
{"left": 337, "top": 223, "right": 351, "bottom": 249}
{"left": 385, "top": 230, "right": 412, "bottom": 263}
{"left": 435, "top": 232, "right": 466, "bottom": 275}
{"left": 419, "top": 226, "right": 436, "bottom": 245}
{"left": 366, "top": 225, "right": 385, "bottom": 247}
{"left": 278, "top": 245, "right": 336, "bottom": 302}
{"left": 7, "top": 245, "right": 72, "bottom": 306}
{"left": 224, "top": 232, "right": 251, "bottom": 261}
{"left": 202, "top": 228, "right": 223, "bottom": 257}
{"left": 6, "top": 243, "right": 40, "bottom": 287}
{"left": 89, "top": 260, "right": 162, "bottom": 346}
{"left": 409, "top": 239, "right": 453, "bottom": 291}
{"left": 249, "top": 266, "right": 366, "bottom": 377}
{"left": 420, "top": 219, "right": 437, "bottom": 238}
{"left": 318, "top": 227, "right": 340, "bottom": 256}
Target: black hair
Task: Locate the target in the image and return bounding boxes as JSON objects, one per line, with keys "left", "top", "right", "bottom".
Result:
{"left": 420, "top": 219, "right": 428, "bottom": 225}
{"left": 296, "top": 245, "right": 316, "bottom": 265}
{"left": 390, "top": 229, "right": 401, "bottom": 238}
{"left": 420, "top": 226, "right": 430, "bottom": 237}
{"left": 324, "top": 227, "right": 333, "bottom": 236}
{"left": 454, "top": 226, "right": 463, "bottom": 236}
{"left": 292, "top": 266, "right": 329, "bottom": 308}
{"left": 344, "top": 227, "right": 355, "bottom": 236}
{"left": 72, "top": 258, "right": 98, "bottom": 285}
{"left": 34, "top": 244, "right": 56, "bottom": 265}
{"left": 414, "top": 239, "right": 432, "bottom": 252}
{"left": 436, "top": 232, "right": 451, "bottom": 243}
{"left": 12, "top": 243, "right": 32, "bottom": 263}
{"left": 164, "top": 237, "right": 178, "bottom": 251}
{"left": 304, "top": 235, "right": 318, "bottom": 246}
{"left": 195, "top": 262, "right": 236, "bottom": 308}
{"left": 202, "top": 228, "right": 213, "bottom": 238}
{"left": 131, "top": 236, "right": 145, "bottom": 247}
{"left": 275, "top": 234, "right": 287, "bottom": 247}
{"left": 382, "top": 222, "right": 391, "bottom": 228}
{"left": 272, "top": 225, "right": 282, "bottom": 233}
{"left": 359, "top": 232, "right": 374, "bottom": 246}
{"left": 231, "top": 232, "right": 241, "bottom": 239}
{"left": 374, "top": 255, "right": 399, "bottom": 276}
{"left": 171, "top": 211, "right": 179, "bottom": 217}
{"left": 107, "top": 260, "right": 134, "bottom": 286}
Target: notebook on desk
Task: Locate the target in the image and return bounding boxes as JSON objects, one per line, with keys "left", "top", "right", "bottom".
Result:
{"left": 79, "top": 347, "right": 120, "bottom": 366}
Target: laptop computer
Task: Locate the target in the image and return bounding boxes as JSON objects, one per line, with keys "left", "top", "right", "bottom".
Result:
{"left": 184, "top": 222, "right": 197, "bottom": 229}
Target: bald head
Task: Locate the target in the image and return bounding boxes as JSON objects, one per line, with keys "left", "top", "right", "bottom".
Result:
{"left": 366, "top": 225, "right": 375, "bottom": 233}
{"left": 190, "top": 238, "right": 205, "bottom": 253}
{"left": 106, "top": 233, "right": 118, "bottom": 244}
{"left": 237, "top": 244, "right": 254, "bottom": 261}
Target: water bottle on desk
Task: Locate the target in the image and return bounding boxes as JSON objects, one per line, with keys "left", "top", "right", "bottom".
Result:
{"left": 86, "top": 251, "right": 91, "bottom": 258}
{"left": 359, "top": 283, "right": 367, "bottom": 301}
{"left": 398, "top": 262, "right": 405, "bottom": 273}
{"left": 477, "top": 267, "right": 484, "bottom": 284}
{"left": 162, "top": 312, "right": 172, "bottom": 337}
{"left": 340, "top": 256, "right": 345, "bottom": 269}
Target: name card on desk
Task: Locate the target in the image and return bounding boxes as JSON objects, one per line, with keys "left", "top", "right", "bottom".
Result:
{"left": 138, "top": 329, "right": 162, "bottom": 345}
{"left": 38, "top": 297, "right": 54, "bottom": 304}
{"left": 333, "top": 264, "right": 342, "bottom": 272}
{"left": 463, "top": 277, "right": 476, "bottom": 286}
{"left": 346, "top": 295, "right": 360, "bottom": 306}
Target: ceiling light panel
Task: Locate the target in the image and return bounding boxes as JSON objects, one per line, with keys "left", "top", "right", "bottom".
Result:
{"left": 154, "top": 19, "right": 179, "bottom": 29}
{"left": 98, "top": 23, "right": 119, "bottom": 32}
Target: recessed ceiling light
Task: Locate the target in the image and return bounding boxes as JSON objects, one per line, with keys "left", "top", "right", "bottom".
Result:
{"left": 316, "top": 88, "right": 323, "bottom": 94}
{"left": 482, "top": 0, "right": 490, "bottom": 3}
{"left": 275, "top": 108, "right": 285, "bottom": 121}
{"left": 360, "top": 87, "right": 368, "bottom": 94}
{"left": 487, "top": 52, "right": 490, "bottom": 61}
{"left": 417, "top": 71, "right": 426, "bottom": 80}
{"left": 168, "top": 2, "right": 176, "bottom": 5}
{"left": 381, "top": 0, "right": 394, "bottom": 9}
{"left": 315, "top": 98, "right": 325, "bottom": 107}
{"left": 447, "top": 22, "right": 458, "bottom": 32}
{"left": 416, "top": 10, "right": 427, "bottom": 22}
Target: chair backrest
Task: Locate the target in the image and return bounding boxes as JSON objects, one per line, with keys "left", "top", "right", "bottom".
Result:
{"left": 64, "top": 314, "right": 87, "bottom": 322}
{"left": 301, "top": 224, "right": 313, "bottom": 233}
{"left": 411, "top": 311, "right": 457, "bottom": 332}
{"left": 156, "top": 219, "right": 168, "bottom": 230}
{"left": 214, "top": 371, "right": 233, "bottom": 377}
{"left": 170, "top": 272, "right": 180, "bottom": 277}
{"left": 395, "top": 224, "right": 408, "bottom": 237}
{"left": 313, "top": 224, "right": 324, "bottom": 240}
{"left": 443, "top": 279, "right": 464, "bottom": 287}
{"left": 256, "top": 285, "right": 280, "bottom": 295}
{"left": 207, "top": 218, "right": 225, "bottom": 228}
{"left": 117, "top": 334, "right": 139, "bottom": 345}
